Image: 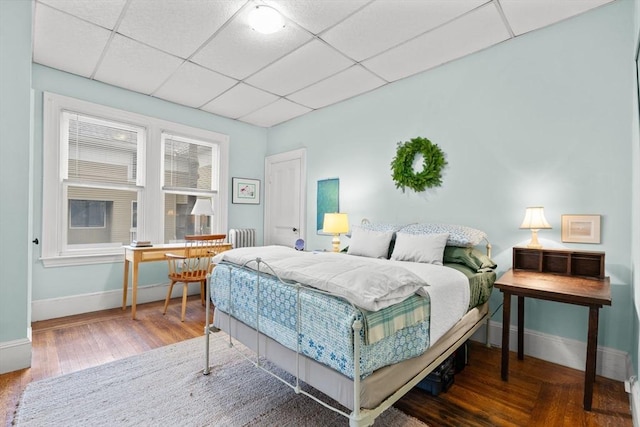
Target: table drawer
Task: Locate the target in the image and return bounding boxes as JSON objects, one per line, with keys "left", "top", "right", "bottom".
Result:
{"left": 140, "top": 250, "right": 183, "bottom": 262}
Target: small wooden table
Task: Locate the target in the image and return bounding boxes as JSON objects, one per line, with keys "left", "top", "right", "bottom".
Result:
{"left": 495, "top": 269, "right": 611, "bottom": 411}
{"left": 122, "top": 243, "right": 232, "bottom": 319}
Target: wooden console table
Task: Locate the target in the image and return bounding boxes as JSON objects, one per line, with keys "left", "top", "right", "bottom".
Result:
{"left": 495, "top": 268, "right": 611, "bottom": 411}
{"left": 122, "top": 243, "right": 232, "bottom": 319}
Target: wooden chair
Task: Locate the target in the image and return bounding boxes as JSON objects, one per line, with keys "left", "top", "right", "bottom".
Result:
{"left": 163, "top": 234, "right": 226, "bottom": 321}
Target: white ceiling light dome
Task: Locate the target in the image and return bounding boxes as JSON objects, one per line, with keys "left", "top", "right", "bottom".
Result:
{"left": 248, "top": 5, "right": 285, "bottom": 34}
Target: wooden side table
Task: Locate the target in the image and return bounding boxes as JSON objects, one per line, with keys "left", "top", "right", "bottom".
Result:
{"left": 495, "top": 269, "right": 611, "bottom": 411}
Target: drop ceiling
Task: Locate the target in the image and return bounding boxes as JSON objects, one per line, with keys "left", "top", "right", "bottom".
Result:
{"left": 33, "top": 0, "right": 614, "bottom": 128}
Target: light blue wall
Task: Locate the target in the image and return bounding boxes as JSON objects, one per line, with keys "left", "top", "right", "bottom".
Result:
{"left": 0, "top": 0, "right": 32, "bottom": 343}
{"left": 268, "top": 1, "right": 634, "bottom": 353}
{"left": 30, "top": 65, "right": 268, "bottom": 300}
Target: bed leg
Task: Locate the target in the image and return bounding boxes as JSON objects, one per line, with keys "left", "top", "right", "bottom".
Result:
{"left": 348, "top": 411, "right": 375, "bottom": 427}
{"left": 204, "top": 274, "right": 212, "bottom": 375}
{"left": 485, "top": 315, "right": 491, "bottom": 348}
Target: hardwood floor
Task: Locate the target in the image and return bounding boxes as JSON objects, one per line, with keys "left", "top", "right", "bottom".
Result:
{"left": 1, "top": 298, "right": 633, "bottom": 427}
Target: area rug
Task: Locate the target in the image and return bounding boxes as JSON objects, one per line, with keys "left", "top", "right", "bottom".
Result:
{"left": 13, "top": 333, "right": 427, "bottom": 426}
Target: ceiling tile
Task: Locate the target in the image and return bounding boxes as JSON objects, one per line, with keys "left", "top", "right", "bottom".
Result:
{"left": 245, "top": 39, "right": 354, "bottom": 96}
{"left": 239, "top": 99, "right": 311, "bottom": 128}
{"left": 322, "top": 0, "right": 486, "bottom": 61}
{"left": 201, "top": 83, "right": 279, "bottom": 119}
{"left": 191, "top": 6, "right": 313, "bottom": 80}
{"left": 265, "top": 0, "right": 369, "bottom": 34}
{"left": 288, "top": 65, "right": 386, "bottom": 109}
{"left": 500, "top": 0, "right": 614, "bottom": 35}
{"left": 38, "top": 0, "right": 126, "bottom": 29}
{"left": 153, "top": 62, "right": 237, "bottom": 108}
{"left": 118, "top": 0, "right": 245, "bottom": 58}
{"left": 33, "top": 4, "right": 112, "bottom": 78}
{"left": 94, "top": 34, "right": 184, "bottom": 95}
{"left": 362, "top": 3, "right": 511, "bottom": 82}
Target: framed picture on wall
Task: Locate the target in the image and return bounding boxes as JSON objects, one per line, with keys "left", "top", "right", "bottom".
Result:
{"left": 232, "top": 177, "right": 260, "bottom": 205}
{"left": 561, "top": 214, "right": 601, "bottom": 244}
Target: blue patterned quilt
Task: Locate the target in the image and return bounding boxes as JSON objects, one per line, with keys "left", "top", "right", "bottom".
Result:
{"left": 210, "top": 263, "right": 431, "bottom": 379}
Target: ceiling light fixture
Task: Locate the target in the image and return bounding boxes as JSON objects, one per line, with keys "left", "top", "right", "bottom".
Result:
{"left": 248, "top": 5, "right": 285, "bottom": 34}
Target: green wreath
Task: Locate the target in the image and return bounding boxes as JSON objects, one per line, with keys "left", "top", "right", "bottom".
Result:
{"left": 390, "top": 137, "right": 448, "bottom": 193}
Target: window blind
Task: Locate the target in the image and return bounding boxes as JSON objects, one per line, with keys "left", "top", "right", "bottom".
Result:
{"left": 162, "top": 133, "right": 216, "bottom": 193}
{"left": 62, "top": 111, "right": 143, "bottom": 187}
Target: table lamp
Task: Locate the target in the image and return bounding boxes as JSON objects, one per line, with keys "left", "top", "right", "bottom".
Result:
{"left": 191, "top": 198, "right": 214, "bottom": 235}
{"left": 322, "top": 213, "right": 349, "bottom": 253}
{"left": 520, "top": 206, "right": 551, "bottom": 249}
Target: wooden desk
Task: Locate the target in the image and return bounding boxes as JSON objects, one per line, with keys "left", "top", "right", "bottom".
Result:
{"left": 122, "top": 243, "right": 232, "bottom": 319}
{"left": 495, "top": 269, "right": 611, "bottom": 411}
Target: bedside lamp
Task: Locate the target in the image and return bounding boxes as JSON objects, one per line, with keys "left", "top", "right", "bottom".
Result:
{"left": 520, "top": 206, "right": 551, "bottom": 249}
{"left": 191, "top": 198, "right": 214, "bottom": 235}
{"left": 322, "top": 213, "right": 349, "bottom": 253}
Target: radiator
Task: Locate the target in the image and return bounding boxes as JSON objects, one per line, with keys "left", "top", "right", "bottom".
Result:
{"left": 228, "top": 228, "right": 256, "bottom": 248}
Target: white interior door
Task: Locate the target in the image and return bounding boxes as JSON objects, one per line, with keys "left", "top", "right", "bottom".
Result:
{"left": 264, "top": 149, "right": 306, "bottom": 247}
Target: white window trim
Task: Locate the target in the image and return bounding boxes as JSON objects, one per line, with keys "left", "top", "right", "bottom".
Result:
{"left": 42, "top": 92, "right": 229, "bottom": 267}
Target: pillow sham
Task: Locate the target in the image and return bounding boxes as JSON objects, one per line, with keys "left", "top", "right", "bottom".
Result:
{"left": 443, "top": 246, "right": 496, "bottom": 272}
{"left": 346, "top": 222, "right": 404, "bottom": 237}
{"left": 398, "top": 223, "right": 487, "bottom": 248}
{"left": 390, "top": 232, "right": 449, "bottom": 265}
{"left": 347, "top": 222, "right": 404, "bottom": 258}
{"left": 347, "top": 227, "right": 394, "bottom": 259}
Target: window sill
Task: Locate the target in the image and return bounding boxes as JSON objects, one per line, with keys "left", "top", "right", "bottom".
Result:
{"left": 41, "top": 252, "right": 124, "bottom": 267}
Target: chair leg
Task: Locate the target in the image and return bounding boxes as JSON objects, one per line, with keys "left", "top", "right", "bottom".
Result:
{"left": 181, "top": 282, "right": 189, "bottom": 322}
{"left": 200, "top": 280, "right": 206, "bottom": 306}
{"left": 163, "top": 280, "right": 176, "bottom": 315}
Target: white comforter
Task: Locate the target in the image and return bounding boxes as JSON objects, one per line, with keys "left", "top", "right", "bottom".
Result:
{"left": 212, "top": 246, "right": 470, "bottom": 344}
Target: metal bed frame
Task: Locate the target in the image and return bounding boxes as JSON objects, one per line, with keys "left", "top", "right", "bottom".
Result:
{"left": 203, "top": 250, "right": 491, "bottom": 426}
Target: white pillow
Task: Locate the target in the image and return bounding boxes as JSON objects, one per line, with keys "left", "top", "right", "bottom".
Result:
{"left": 390, "top": 232, "right": 449, "bottom": 265}
{"left": 347, "top": 227, "right": 394, "bottom": 259}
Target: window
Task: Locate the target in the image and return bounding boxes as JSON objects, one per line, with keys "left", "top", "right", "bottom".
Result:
{"left": 162, "top": 133, "right": 218, "bottom": 242}
{"left": 60, "top": 111, "right": 143, "bottom": 251}
{"left": 69, "top": 200, "right": 107, "bottom": 229}
{"left": 42, "top": 93, "right": 229, "bottom": 266}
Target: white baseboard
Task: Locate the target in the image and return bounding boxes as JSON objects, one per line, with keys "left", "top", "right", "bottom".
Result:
{"left": 31, "top": 282, "right": 202, "bottom": 322}
{"left": 470, "top": 319, "right": 628, "bottom": 382}
{"left": 0, "top": 337, "right": 32, "bottom": 374}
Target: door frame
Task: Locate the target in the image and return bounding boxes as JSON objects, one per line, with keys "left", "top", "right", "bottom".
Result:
{"left": 264, "top": 148, "right": 307, "bottom": 246}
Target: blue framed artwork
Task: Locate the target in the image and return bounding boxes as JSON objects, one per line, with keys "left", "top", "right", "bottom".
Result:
{"left": 317, "top": 178, "right": 339, "bottom": 234}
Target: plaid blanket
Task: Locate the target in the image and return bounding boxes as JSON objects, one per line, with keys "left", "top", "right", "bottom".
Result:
{"left": 361, "top": 293, "right": 430, "bottom": 345}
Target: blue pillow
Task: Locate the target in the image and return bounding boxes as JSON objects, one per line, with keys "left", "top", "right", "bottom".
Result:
{"left": 398, "top": 223, "right": 487, "bottom": 248}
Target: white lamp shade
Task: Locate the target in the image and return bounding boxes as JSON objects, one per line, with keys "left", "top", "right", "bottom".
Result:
{"left": 191, "top": 199, "right": 214, "bottom": 216}
{"left": 322, "top": 213, "right": 349, "bottom": 234}
{"left": 248, "top": 5, "right": 285, "bottom": 34}
{"left": 520, "top": 207, "right": 551, "bottom": 229}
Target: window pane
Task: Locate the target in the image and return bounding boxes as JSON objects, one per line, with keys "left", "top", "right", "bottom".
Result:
{"left": 67, "top": 185, "right": 138, "bottom": 246}
{"left": 65, "top": 112, "right": 142, "bottom": 186}
{"left": 164, "top": 193, "right": 199, "bottom": 242}
{"left": 69, "top": 200, "right": 106, "bottom": 228}
{"left": 163, "top": 134, "right": 213, "bottom": 192}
